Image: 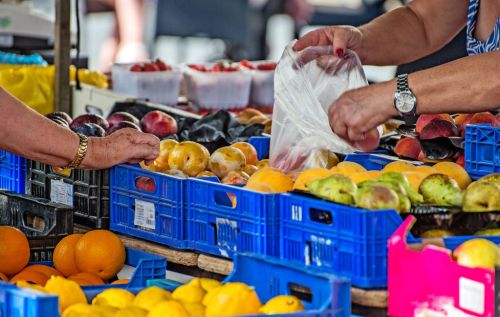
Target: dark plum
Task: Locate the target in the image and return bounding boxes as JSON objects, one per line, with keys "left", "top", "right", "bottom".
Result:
{"left": 107, "top": 112, "right": 140, "bottom": 128}
{"left": 73, "top": 123, "right": 106, "bottom": 137}
{"left": 106, "top": 121, "right": 141, "bottom": 135}
{"left": 70, "top": 114, "right": 109, "bottom": 131}
{"left": 46, "top": 111, "right": 72, "bottom": 124}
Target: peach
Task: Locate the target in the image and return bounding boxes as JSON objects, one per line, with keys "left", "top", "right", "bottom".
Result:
{"left": 416, "top": 114, "right": 453, "bottom": 133}
{"left": 222, "top": 171, "right": 250, "bottom": 185}
{"left": 208, "top": 146, "right": 246, "bottom": 178}
{"left": 167, "top": 141, "right": 210, "bottom": 177}
{"left": 394, "top": 137, "right": 422, "bottom": 160}
{"left": 454, "top": 113, "right": 473, "bottom": 126}
{"left": 231, "top": 142, "right": 258, "bottom": 165}
{"left": 460, "top": 112, "right": 499, "bottom": 137}
{"left": 419, "top": 119, "right": 458, "bottom": 140}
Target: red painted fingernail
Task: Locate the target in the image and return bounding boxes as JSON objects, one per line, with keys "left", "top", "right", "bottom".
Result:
{"left": 335, "top": 48, "right": 344, "bottom": 57}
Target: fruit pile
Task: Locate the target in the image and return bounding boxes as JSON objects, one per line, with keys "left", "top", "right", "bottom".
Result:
{"left": 129, "top": 59, "right": 172, "bottom": 72}
{"left": 394, "top": 112, "right": 500, "bottom": 165}
{"left": 235, "top": 108, "right": 271, "bottom": 134}
{"left": 0, "top": 226, "right": 127, "bottom": 288}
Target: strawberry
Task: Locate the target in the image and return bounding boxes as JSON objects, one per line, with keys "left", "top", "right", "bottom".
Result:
{"left": 189, "top": 64, "right": 208, "bottom": 72}
{"left": 240, "top": 60, "right": 255, "bottom": 69}
{"left": 130, "top": 64, "right": 143, "bottom": 72}
{"left": 257, "top": 63, "right": 277, "bottom": 71}
{"left": 155, "top": 59, "right": 171, "bottom": 71}
{"left": 143, "top": 63, "right": 160, "bottom": 72}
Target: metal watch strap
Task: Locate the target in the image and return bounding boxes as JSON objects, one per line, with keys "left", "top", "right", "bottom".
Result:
{"left": 397, "top": 74, "right": 409, "bottom": 92}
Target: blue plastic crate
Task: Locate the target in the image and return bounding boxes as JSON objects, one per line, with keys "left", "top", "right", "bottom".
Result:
{"left": 0, "top": 150, "right": 26, "bottom": 194}
{"left": 464, "top": 123, "right": 500, "bottom": 179}
{"left": 344, "top": 151, "right": 424, "bottom": 170}
{"left": 248, "top": 135, "right": 270, "bottom": 160}
{"left": 110, "top": 164, "right": 187, "bottom": 249}
{"left": 0, "top": 247, "right": 166, "bottom": 317}
{"left": 186, "top": 177, "right": 280, "bottom": 258}
{"left": 150, "top": 253, "right": 351, "bottom": 317}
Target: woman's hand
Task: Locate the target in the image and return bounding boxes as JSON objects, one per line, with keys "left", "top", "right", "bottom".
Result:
{"left": 328, "top": 81, "right": 397, "bottom": 142}
{"left": 293, "top": 26, "right": 366, "bottom": 60}
{"left": 83, "top": 128, "right": 160, "bottom": 169}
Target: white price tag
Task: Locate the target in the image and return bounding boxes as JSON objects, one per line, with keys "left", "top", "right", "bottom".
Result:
{"left": 459, "top": 277, "right": 485, "bottom": 314}
{"left": 134, "top": 200, "right": 156, "bottom": 230}
{"left": 50, "top": 179, "right": 74, "bottom": 207}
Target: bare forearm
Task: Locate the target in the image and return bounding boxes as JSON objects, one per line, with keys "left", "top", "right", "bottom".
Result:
{"left": 359, "top": 1, "right": 467, "bottom": 65}
{"left": 409, "top": 51, "right": 500, "bottom": 114}
{"left": 115, "top": 0, "right": 144, "bottom": 44}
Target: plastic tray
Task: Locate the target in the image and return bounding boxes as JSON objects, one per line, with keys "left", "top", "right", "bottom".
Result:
{"left": 0, "top": 190, "right": 73, "bottom": 262}
{"left": 241, "top": 61, "right": 275, "bottom": 107}
{"left": 186, "top": 177, "right": 280, "bottom": 258}
{"left": 110, "top": 164, "right": 187, "bottom": 249}
{"left": 111, "top": 63, "right": 182, "bottom": 105}
{"left": 183, "top": 64, "right": 252, "bottom": 110}
{"left": 0, "top": 150, "right": 26, "bottom": 194}
{"left": 0, "top": 247, "right": 166, "bottom": 317}
{"left": 464, "top": 123, "right": 500, "bottom": 179}
{"left": 26, "top": 160, "right": 110, "bottom": 229}
{"left": 248, "top": 135, "right": 270, "bottom": 160}
{"left": 151, "top": 253, "right": 351, "bottom": 317}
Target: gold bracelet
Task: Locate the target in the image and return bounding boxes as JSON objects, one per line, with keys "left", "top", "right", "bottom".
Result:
{"left": 64, "top": 133, "right": 89, "bottom": 169}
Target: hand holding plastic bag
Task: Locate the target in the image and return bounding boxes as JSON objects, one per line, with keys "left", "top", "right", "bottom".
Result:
{"left": 270, "top": 42, "right": 372, "bottom": 172}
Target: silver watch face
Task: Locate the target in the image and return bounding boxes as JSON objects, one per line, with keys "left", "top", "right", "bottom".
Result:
{"left": 395, "top": 91, "right": 416, "bottom": 114}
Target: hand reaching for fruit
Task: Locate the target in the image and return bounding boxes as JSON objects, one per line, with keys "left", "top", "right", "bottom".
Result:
{"left": 84, "top": 128, "right": 160, "bottom": 169}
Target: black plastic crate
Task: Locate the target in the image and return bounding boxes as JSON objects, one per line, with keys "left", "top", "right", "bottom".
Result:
{"left": 26, "top": 160, "right": 110, "bottom": 229}
{"left": 0, "top": 190, "right": 73, "bottom": 262}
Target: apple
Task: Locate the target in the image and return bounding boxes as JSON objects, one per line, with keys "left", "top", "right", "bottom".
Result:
{"left": 106, "top": 121, "right": 141, "bottom": 135}
{"left": 222, "top": 171, "right": 250, "bottom": 185}
{"left": 140, "top": 110, "right": 178, "bottom": 138}
{"left": 135, "top": 176, "right": 155, "bottom": 192}
{"left": 70, "top": 114, "right": 109, "bottom": 131}
{"left": 107, "top": 112, "right": 140, "bottom": 128}
{"left": 167, "top": 141, "right": 210, "bottom": 177}
{"left": 453, "top": 238, "right": 500, "bottom": 270}
{"left": 208, "top": 146, "right": 247, "bottom": 178}
{"left": 231, "top": 142, "right": 258, "bottom": 165}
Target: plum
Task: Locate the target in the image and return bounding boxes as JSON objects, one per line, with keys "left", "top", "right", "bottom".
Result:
{"left": 140, "top": 110, "right": 177, "bottom": 138}
{"left": 70, "top": 114, "right": 109, "bottom": 131}
{"left": 49, "top": 117, "right": 70, "bottom": 129}
{"left": 46, "top": 111, "right": 72, "bottom": 124}
{"left": 73, "top": 123, "right": 106, "bottom": 137}
{"left": 106, "top": 121, "right": 141, "bottom": 135}
{"left": 107, "top": 112, "right": 140, "bottom": 128}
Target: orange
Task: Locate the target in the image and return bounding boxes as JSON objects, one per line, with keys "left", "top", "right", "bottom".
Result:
{"left": 244, "top": 182, "right": 274, "bottom": 193}
{"left": 433, "top": 162, "right": 472, "bottom": 189}
{"left": 67, "top": 276, "right": 93, "bottom": 286}
{"left": 23, "top": 265, "right": 63, "bottom": 278}
{"left": 334, "top": 162, "right": 366, "bottom": 176}
{"left": 382, "top": 161, "right": 415, "bottom": 173}
{"left": 111, "top": 278, "right": 130, "bottom": 285}
{"left": 0, "top": 226, "right": 30, "bottom": 276}
{"left": 69, "top": 272, "right": 105, "bottom": 285}
{"left": 53, "top": 233, "right": 84, "bottom": 277}
{"left": 246, "top": 167, "right": 293, "bottom": 193}
{"left": 0, "top": 272, "right": 7, "bottom": 281}
{"left": 350, "top": 171, "right": 382, "bottom": 184}
{"left": 293, "top": 168, "right": 334, "bottom": 191}
{"left": 402, "top": 171, "right": 429, "bottom": 192}
{"left": 231, "top": 142, "right": 258, "bottom": 165}
{"left": 75, "top": 230, "right": 126, "bottom": 280}
{"left": 10, "top": 270, "right": 49, "bottom": 286}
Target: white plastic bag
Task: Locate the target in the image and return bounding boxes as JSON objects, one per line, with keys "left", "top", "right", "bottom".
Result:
{"left": 270, "top": 42, "right": 368, "bottom": 172}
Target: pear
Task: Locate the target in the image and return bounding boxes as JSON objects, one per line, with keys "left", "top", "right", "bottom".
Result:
{"left": 477, "top": 173, "right": 500, "bottom": 185}
{"left": 358, "top": 180, "right": 410, "bottom": 213}
{"left": 355, "top": 185, "right": 400, "bottom": 211}
{"left": 420, "top": 229, "right": 454, "bottom": 238}
{"left": 453, "top": 238, "right": 500, "bottom": 269}
{"left": 379, "top": 171, "right": 423, "bottom": 205}
{"left": 475, "top": 228, "right": 500, "bottom": 236}
{"left": 463, "top": 182, "right": 500, "bottom": 212}
{"left": 419, "top": 174, "right": 463, "bottom": 207}
{"left": 308, "top": 175, "right": 357, "bottom": 205}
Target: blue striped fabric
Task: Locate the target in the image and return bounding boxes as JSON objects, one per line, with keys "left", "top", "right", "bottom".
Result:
{"left": 467, "top": 0, "right": 500, "bottom": 55}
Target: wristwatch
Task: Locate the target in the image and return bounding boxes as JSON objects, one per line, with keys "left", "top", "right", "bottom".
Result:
{"left": 394, "top": 74, "right": 417, "bottom": 118}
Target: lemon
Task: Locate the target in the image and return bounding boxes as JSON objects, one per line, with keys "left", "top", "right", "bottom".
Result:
{"left": 62, "top": 303, "right": 101, "bottom": 317}
{"left": 132, "top": 286, "right": 172, "bottom": 311}
{"left": 16, "top": 281, "right": 48, "bottom": 294}
{"left": 259, "top": 295, "right": 305, "bottom": 314}
{"left": 199, "top": 278, "right": 222, "bottom": 292}
{"left": 204, "top": 282, "right": 262, "bottom": 316}
{"left": 115, "top": 306, "right": 148, "bottom": 317}
{"left": 92, "top": 288, "right": 135, "bottom": 309}
{"left": 44, "top": 276, "right": 87, "bottom": 314}
{"left": 148, "top": 300, "right": 190, "bottom": 317}
{"left": 172, "top": 278, "right": 206, "bottom": 304}
{"left": 183, "top": 302, "right": 205, "bottom": 316}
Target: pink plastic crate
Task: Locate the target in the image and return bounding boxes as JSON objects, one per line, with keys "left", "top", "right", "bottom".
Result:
{"left": 388, "top": 216, "right": 498, "bottom": 317}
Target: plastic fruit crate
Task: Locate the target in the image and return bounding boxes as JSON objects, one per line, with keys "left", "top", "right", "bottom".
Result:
{"left": 111, "top": 63, "right": 182, "bottom": 105}
{"left": 0, "top": 190, "right": 73, "bottom": 262}
{"left": 280, "top": 153, "right": 498, "bottom": 289}
{"left": 110, "top": 164, "right": 187, "bottom": 249}
{"left": 0, "top": 253, "right": 350, "bottom": 317}
{"left": 248, "top": 135, "right": 270, "bottom": 160}
{"left": 26, "top": 160, "right": 110, "bottom": 229}
{"left": 464, "top": 123, "right": 500, "bottom": 179}
{"left": 186, "top": 177, "right": 280, "bottom": 258}
{"left": 0, "top": 150, "right": 26, "bottom": 194}
{"left": 150, "top": 253, "right": 351, "bottom": 317}
{"left": 0, "top": 247, "right": 167, "bottom": 317}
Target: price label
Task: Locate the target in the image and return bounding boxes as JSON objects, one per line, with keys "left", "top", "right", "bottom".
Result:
{"left": 459, "top": 277, "right": 485, "bottom": 314}
{"left": 50, "top": 179, "right": 74, "bottom": 207}
{"left": 134, "top": 200, "right": 156, "bottom": 230}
